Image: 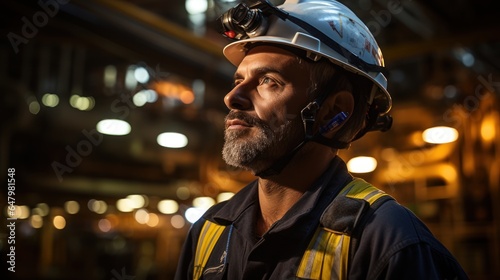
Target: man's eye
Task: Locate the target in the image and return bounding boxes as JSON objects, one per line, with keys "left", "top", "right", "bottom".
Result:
{"left": 260, "top": 77, "right": 275, "bottom": 85}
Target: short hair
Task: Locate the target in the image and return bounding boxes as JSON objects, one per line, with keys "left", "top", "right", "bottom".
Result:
{"left": 306, "top": 58, "right": 371, "bottom": 147}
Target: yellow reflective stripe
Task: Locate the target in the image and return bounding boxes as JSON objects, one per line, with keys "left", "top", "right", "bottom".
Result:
{"left": 345, "top": 178, "right": 389, "bottom": 205}
{"left": 297, "top": 228, "right": 350, "bottom": 280}
{"left": 193, "top": 221, "right": 226, "bottom": 280}
{"left": 323, "top": 231, "right": 349, "bottom": 280}
{"left": 297, "top": 228, "right": 323, "bottom": 278}
{"left": 364, "top": 190, "right": 387, "bottom": 205}
{"left": 338, "top": 234, "right": 350, "bottom": 278}
{"left": 322, "top": 231, "right": 336, "bottom": 279}
{"left": 316, "top": 230, "right": 333, "bottom": 278}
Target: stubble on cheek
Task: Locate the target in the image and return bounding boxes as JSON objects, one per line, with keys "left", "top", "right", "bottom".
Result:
{"left": 221, "top": 115, "right": 302, "bottom": 171}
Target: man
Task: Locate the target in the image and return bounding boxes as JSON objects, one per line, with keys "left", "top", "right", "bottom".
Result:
{"left": 175, "top": 0, "right": 467, "bottom": 279}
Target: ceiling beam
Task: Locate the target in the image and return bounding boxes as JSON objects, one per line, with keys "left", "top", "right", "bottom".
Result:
{"left": 67, "top": 0, "right": 234, "bottom": 79}
{"left": 84, "top": 0, "right": 224, "bottom": 58}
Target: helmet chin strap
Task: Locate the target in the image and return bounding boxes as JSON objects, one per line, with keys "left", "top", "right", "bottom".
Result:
{"left": 254, "top": 101, "right": 315, "bottom": 178}
{"left": 254, "top": 136, "right": 308, "bottom": 178}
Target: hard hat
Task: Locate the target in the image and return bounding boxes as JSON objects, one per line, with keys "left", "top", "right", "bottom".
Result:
{"left": 218, "top": 0, "right": 392, "bottom": 115}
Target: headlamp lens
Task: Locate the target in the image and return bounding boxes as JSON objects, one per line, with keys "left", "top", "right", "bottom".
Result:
{"left": 217, "top": 2, "right": 269, "bottom": 40}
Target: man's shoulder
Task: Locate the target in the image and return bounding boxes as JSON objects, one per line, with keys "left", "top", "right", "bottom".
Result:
{"left": 355, "top": 199, "right": 468, "bottom": 279}
{"left": 366, "top": 199, "right": 431, "bottom": 240}
{"left": 360, "top": 198, "right": 453, "bottom": 256}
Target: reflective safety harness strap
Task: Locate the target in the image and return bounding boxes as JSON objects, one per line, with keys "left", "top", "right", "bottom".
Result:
{"left": 343, "top": 178, "right": 388, "bottom": 204}
{"left": 296, "top": 178, "right": 390, "bottom": 280}
{"left": 297, "top": 227, "right": 351, "bottom": 279}
{"left": 193, "top": 221, "right": 226, "bottom": 280}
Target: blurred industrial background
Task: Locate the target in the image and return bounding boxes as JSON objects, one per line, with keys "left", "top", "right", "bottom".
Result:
{"left": 1, "top": 0, "right": 499, "bottom": 279}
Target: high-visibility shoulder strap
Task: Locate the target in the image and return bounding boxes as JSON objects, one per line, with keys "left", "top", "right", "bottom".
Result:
{"left": 342, "top": 178, "right": 388, "bottom": 205}
{"left": 296, "top": 178, "right": 391, "bottom": 280}
{"left": 193, "top": 221, "right": 226, "bottom": 280}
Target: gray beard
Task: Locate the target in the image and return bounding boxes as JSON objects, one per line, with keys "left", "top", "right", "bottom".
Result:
{"left": 222, "top": 117, "right": 302, "bottom": 172}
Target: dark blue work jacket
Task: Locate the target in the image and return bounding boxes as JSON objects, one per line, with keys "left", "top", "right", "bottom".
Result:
{"left": 174, "top": 157, "right": 468, "bottom": 280}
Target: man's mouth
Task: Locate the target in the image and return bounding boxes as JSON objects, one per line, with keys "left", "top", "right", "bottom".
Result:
{"left": 226, "top": 119, "right": 252, "bottom": 130}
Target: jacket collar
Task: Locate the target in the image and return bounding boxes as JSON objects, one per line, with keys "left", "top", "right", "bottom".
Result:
{"left": 208, "top": 156, "right": 353, "bottom": 230}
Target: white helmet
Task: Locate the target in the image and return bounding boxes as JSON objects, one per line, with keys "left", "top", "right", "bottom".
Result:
{"left": 219, "top": 0, "right": 392, "bottom": 117}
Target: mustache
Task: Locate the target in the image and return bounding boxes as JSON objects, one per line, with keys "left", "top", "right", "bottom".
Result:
{"left": 225, "top": 111, "right": 268, "bottom": 128}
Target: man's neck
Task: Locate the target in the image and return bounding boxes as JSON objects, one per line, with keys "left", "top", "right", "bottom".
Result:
{"left": 255, "top": 143, "right": 337, "bottom": 236}
{"left": 255, "top": 181, "right": 302, "bottom": 236}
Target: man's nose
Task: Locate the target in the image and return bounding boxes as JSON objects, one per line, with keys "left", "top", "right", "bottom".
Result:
{"left": 224, "top": 83, "right": 252, "bottom": 110}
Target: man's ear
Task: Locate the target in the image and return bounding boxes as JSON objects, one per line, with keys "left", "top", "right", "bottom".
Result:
{"left": 315, "top": 90, "right": 354, "bottom": 134}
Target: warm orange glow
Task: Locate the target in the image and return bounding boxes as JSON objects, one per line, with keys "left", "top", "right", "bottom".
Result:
{"left": 410, "top": 131, "right": 425, "bottom": 146}
{"left": 380, "top": 148, "right": 396, "bottom": 161}
{"left": 147, "top": 213, "right": 159, "bottom": 227}
{"left": 180, "top": 90, "right": 195, "bottom": 104}
{"left": 105, "top": 214, "right": 119, "bottom": 228}
{"left": 481, "top": 114, "right": 496, "bottom": 143}
{"left": 438, "top": 164, "right": 458, "bottom": 182}
{"left": 153, "top": 80, "right": 194, "bottom": 104}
